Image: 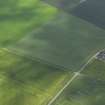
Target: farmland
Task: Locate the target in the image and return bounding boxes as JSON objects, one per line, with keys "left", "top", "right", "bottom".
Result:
{"left": 0, "top": 48, "right": 71, "bottom": 105}
{"left": 72, "top": 0, "right": 105, "bottom": 29}
{"left": 52, "top": 59, "right": 105, "bottom": 105}
{"left": 11, "top": 11, "right": 105, "bottom": 71}
{"left": 52, "top": 75, "right": 105, "bottom": 105}
{"left": 43, "top": 0, "right": 81, "bottom": 11}
{"left": 82, "top": 59, "right": 105, "bottom": 81}
{"left": 0, "top": 0, "right": 57, "bottom": 47}
{"left": 0, "top": 0, "right": 105, "bottom": 105}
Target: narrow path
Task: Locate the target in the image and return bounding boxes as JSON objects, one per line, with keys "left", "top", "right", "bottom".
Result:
{"left": 47, "top": 51, "right": 99, "bottom": 105}
{"left": 47, "top": 72, "right": 80, "bottom": 105}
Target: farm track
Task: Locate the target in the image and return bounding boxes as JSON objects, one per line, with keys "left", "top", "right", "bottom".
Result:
{"left": 47, "top": 51, "right": 100, "bottom": 105}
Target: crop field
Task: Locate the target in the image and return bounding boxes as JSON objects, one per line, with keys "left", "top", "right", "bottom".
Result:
{"left": 52, "top": 59, "right": 105, "bottom": 105}
{"left": 0, "top": 48, "right": 72, "bottom": 105}
{"left": 0, "top": 0, "right": 57, "bottom": 47}
{"left": 11, "top": 11, "right": 105, "bottom": 71}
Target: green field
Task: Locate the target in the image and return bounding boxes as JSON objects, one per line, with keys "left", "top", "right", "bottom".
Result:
{"left": 0, "top": 0, "right": 57, "bottom": 47}
{"left": 11, "top": 11, "right": 105, "bottom": 71}
{"left": 52, "top": 59, "right": 105, "bottom": 105}
{"left": 0, "top": 48, "right": 72, "bottom": 105}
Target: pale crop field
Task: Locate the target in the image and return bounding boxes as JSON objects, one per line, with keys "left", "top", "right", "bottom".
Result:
{"left": 0, "top": 0, "right": 57, "bottom": 47}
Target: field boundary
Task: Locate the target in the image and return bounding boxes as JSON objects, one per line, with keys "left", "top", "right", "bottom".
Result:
{"left": 2, "top": 48, "right": 68, "bottom": 72}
